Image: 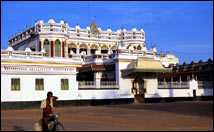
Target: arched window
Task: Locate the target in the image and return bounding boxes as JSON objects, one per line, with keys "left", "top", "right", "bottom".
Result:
{"left": 68, "top": 43, "right": 77, "bottom": 54}
{"left": 43, "top": 40, "right": 50, "bottom": 57}
{"left": 137, "top": 45, "right": 142, "bottom": 50}
{"left": 79, "top": 44, "right": 87, "bottom": 54}
{"left": 55, "top": 40, "right": 61, "bottom": 57}
{"left": 101, "top": 45, "right": 109, "bottom": 54}
{"left": 126, "top": 44, "right": 131, "bottom": 49}
{"left": 90, "top": 44, "right": 98, "bottom": 54}
{"left": 111, "top": 45, "right": 116, "bottom": 54}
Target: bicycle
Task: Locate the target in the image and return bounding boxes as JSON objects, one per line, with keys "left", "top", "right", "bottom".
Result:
{"left": 48, "top": 113, "right": 65, "bottom": 131}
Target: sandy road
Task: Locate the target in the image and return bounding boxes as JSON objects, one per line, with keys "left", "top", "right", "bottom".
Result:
{"left": 1, "top": 101, "right": 213, "bottom": 131}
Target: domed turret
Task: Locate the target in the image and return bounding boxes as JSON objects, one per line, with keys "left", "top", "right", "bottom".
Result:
{"left": 152, "top": 46, "right": 157, "bottom": 53}
{"left": 7, "top": 46, "right": 14, "bottom": 51}
{"left": 65, "top": 21, "right": 69, "bottom": 27}
{"left": 39, "top": 20, "right": 44, "bottom": 24}
{"left": 98, "top": 26, "right": 101, "bottom": 31}
{"left": 60, "top": 19, "right": 64, "bottom": 25}
{"left": 48, "top": 18, "right": 55, "bottom": 24}
{"left": 142, "top": 46, "right": 147, "bottom": 51}
{"left": 140, "top": 27, "right": 144, "bottom": 32}
{"left": 86, "top": 25, "right": 90, "bottom": 30}
{"left": 107, "top": 27, "right": 112, "bottom": 33}
{"left": 117, "top": 29, "right": 121, "bottom": 34}
{"left": 76, "top": 23, "right": 80, "bottom": 29}
{"left": 132, "top": 27, "right": 137, "bottom": 32}
{"left": 25, "top": 46, "right": 32, "bottom": 52}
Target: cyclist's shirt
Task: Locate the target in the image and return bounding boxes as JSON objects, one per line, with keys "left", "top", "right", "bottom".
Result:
{"left": 40, "top": 97, "right": 54, "bottom": 109}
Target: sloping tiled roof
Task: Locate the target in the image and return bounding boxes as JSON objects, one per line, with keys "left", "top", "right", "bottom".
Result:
{"left": 121, "top": 57, "right": 172, "bottom": 77}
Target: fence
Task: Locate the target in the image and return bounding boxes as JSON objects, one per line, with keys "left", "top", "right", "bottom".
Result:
{"left": 78, "top": 81, "right": 119, "bottom": 89}
{"left": 158, "top": 81, "right": 190, "bottom": 89}
{"left": 198, "top": 81, "right": 213, "bottom": 89}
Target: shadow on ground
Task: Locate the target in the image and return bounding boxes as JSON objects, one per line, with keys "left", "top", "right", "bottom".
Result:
{"left": 13, "top": 126, "right": 26, "bottom": 131}
{"left": 105, "top": 101, "right": 213, "bottom": 118}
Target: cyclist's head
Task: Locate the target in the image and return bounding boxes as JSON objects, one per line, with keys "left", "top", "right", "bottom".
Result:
{"left": 47, "top": 91, "right": 53, "bottom": 98}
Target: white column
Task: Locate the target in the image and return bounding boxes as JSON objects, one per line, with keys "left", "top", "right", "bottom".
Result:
{"left": 187, "top": 75, "right": 190, "bottom": 81}
{"left": 65, "top": 45, "right": 68, "bottom": 58}
{"left": 94, "top": 72, "right": 102, "bottom": 88}
{"left": 179, "top": 76, "right": 182, "bottom": 82}
{"left": 76, "top": 48, "right": 80, "bottom": 54}
{"left": 87, "top": 49, "right": 90, "bottom": 55}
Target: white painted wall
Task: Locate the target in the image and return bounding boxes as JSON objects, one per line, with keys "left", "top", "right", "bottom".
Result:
{"left": 1, "top": 73, "right": 133, "bottom": 102}
{"left": 144, "top": 78, "right": 158, "bottom": 95}
{"left": 197, "top": 89, "right": 213, "bottom": 96}
{"left": 146, "top": 89, "right": 193, "bottom": 98}
{"left": 1, "top": 74, "right": 78, "bottom": 102}
{"left": 115, "top": 61, "right": 134, "bottom": 99}
{"left": 145, "top": 79, "right": 213, "bottom": 98}
{"left": 78, "top": 90, "right": 122, "bottom": 100}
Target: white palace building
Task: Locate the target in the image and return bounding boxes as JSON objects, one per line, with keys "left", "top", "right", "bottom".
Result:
{"left": 1, "top": 18, "right": 212, "bottom": 109}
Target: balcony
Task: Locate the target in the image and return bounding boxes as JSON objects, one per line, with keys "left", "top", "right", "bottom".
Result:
{"left": 37, "top": 23, "right": 145, "bottom": 41}
{"left": 198, "top": 81, "right": 213, "bottom": 89}
{"left": 78, "top": 81, "right": 119, "bottom": 90}
{"left": 1, "top": 50, "right": 82, "bottom": 64}
{"left": 158, "top": 81, "right": 190, "bottom": 89}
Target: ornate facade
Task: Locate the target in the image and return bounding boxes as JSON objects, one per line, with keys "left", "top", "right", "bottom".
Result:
{"left": 3, "top": 18, "right": 211, "bottom": 110}
{"left": 8, "top": 18, "right": 178, "bottom": 67}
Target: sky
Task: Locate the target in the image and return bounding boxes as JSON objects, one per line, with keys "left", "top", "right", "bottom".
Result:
{"left": 1, "top": 1, "right": 213, "bottom": 64}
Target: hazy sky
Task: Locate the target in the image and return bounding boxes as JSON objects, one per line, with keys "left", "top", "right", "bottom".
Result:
{"left": 1, "top": 1, "right": 213, "bottom": 64}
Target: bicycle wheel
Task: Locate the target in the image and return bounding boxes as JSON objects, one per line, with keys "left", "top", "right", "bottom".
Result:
{"left": 55, "top": 122, "right": 65, "bottom": 131}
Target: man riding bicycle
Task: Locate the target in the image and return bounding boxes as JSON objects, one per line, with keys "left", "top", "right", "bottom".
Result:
{"left": 40, "top": 91, "right": 58, "bottom": 131}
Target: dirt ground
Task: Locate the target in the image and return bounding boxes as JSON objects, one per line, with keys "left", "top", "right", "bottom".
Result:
{"left": 1, "top": 101, "right": 213, "bottom": 131}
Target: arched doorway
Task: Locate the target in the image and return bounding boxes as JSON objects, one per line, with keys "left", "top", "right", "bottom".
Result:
{"left": 101, "top": 45, "right": 109, "bottom": 54}
{"left": 68, "top": 43, "right": 77, "bottom": 54}
{"left": 133, "top": 77, "right": 145, "bottom": 103}
{"left": 79, "top": 43, "right": 88, "bottom": 55}
{"left": 126, "top": 44, "right": 131, "bottom": 49}
{"left": 90, "top": 44, "right": 98, "bottom": 54}
{"left": 137, "top": 45, "right": 142, "bottom": 50}
{"left": 111, "top": 45, "right": 116, "bottom": 54}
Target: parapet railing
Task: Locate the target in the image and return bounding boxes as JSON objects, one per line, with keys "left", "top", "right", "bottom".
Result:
{"left": 198, "top": 81, "right": 213, "bottom": 89}
{"left": 37, "top": 23, "right": 145, "bottom": 41}
{"left": 158, "top": 81, "right": 190, "bottom": 89}
{"left": 1, "top": 50, "right": 82, "bottom": 63}
{"left": 78, "top": 81, "right": 119, "bottom": 89}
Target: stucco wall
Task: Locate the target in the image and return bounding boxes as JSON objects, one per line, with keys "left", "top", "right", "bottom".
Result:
{"left": 1, "top": 74, "right": 78, "bottom": 102}
{"left": 115, "top": 61, "right": 134, "bottom": 99}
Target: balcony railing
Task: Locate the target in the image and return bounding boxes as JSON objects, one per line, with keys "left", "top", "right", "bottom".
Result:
{"left": 158, "top": 81, "right": 190, "bottom": 89}
{"left": 1, "top": 50, "right": 82, "bottom": 63}
{"left": 78, "top": 81, "right": 119, "bottom": 90}
{"left": 198, "top": 81, "right": 213, "bottom": 89}
{"left": 37, "top": 24, "right": 145, "bottom": 41}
